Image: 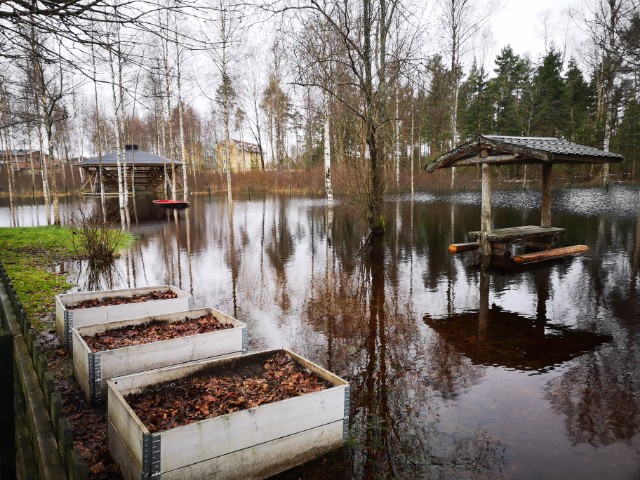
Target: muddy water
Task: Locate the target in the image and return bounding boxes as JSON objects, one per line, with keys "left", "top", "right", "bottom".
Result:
{"left": 1, "top": 186, "right": 639, "bottom": 479}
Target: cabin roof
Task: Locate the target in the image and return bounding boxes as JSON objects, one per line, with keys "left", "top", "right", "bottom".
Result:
{"left": 425, "top": 135, "right": 624, "bottom": 172}
{"left": 76, "top": 147, "right": 182, "bottom": 167}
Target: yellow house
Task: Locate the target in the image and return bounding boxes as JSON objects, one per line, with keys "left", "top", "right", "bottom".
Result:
{"left": 217, "top": 139, "right": 261, "bottom": 172}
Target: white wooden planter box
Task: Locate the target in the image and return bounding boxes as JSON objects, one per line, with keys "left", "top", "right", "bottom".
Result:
{"left": 71, "top": 307, "right": 247, "bottom": 404}
{"left": 55, "top": 285, "right": 192, "bottom": 349}
{"left": 107, "top": 349, "right": 350, "bottom": 480}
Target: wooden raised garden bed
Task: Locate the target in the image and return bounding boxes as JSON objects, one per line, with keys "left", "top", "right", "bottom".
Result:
{"left": 71, "top": 307, "right": 247, "bottom": 404}
{"left": 107, "top": 349, "right": 350, "bottom": 480}
{"left": 55, "top": 285, "right": 192, "bottom": 349}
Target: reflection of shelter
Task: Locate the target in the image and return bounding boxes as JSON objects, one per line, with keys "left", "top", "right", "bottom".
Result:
{"left": 426, "top": 136, "right": 624, "bottom": 264}
{"left": 76, "top": 145, "right": 183, "bottom": 193}
{"left": 424, "top": 268, "right": 611, "bottom": 372}
{"left": 425, "top": 307, "right": 611, "bottom": 372}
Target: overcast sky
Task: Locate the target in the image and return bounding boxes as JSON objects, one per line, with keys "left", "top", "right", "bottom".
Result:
{"left": 489, "top": 0, "right": 582, "bottom": 63}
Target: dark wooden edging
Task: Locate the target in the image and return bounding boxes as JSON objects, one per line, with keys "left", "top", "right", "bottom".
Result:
{"left": 0, "top": 261, "right": 87, "bottom": 480}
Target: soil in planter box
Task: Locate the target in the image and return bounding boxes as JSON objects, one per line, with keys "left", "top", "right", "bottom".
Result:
{"left": 66, "top": 290, "right": 178, "bottom": 310}
{"left": 83, "top": 313, "right": 233, "bottom": 351}
{"left": 126, "top": 352, "right": 332, "bottom": 433}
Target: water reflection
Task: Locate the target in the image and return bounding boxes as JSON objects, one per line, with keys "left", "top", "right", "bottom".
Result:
{"left": 76, "top": 258, "right": 121, "bottom": 292}
{"left": 1, "top": 186, "right": 639, "bottom": 479}
{"left": 425, "top": 267, "right": 612, "bottom": 373}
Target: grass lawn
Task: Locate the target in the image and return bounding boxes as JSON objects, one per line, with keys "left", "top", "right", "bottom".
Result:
{"left": 0, "top": 225, "right": 133, "bottom": 329}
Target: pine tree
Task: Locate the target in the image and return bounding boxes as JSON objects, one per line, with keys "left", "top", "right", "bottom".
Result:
{"left": 564, "top": 58, "right": 596, "bottom": 144}
{"left": 423, "top": 55, "right": 454, "bottom": 156}
{"left": 529, "top": 48, "right": 569, "bottom": 136}
{"left": 489, "top": 46, "right": 531, "bottom": 135}
{"left": 457, "top": 59, "right": 492, "bottom": 139}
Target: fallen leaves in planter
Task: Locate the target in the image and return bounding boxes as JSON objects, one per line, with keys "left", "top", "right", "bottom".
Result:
{"left": 67, "top": 290, "right": 178, "bottom": 310}
{"left": 126, "top": 352, "right": 331, "bottom": 433}
{"left": 83, "top": 313, "right": 233, "bottom": 351}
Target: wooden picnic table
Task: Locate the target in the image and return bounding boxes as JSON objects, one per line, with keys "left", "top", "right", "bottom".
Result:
{"left": 467, "top": 225, "right": 565, "bottom": 243}
{"left": 448, "top": 226, "right": 588, "bottom": 265}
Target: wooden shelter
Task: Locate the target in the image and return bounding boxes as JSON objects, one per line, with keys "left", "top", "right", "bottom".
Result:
{"left": 76, "top": 145, "right": 184, "bottom": 194}
{"left": 425, "top": 135, "right": 624, "bottom": 262}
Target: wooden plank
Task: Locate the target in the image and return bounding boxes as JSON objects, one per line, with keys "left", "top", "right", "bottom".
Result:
{"left": 55, "top": 285, "right": 191, "bottom": 347}
{"left": 513, "top": 245, "right": 589, "bottom": 264}
{"left": 107, "top": 349, "right": 349, "bottom": 479}
{"left": 107, "top": 381, "right": 148, "bottom": 469}
{"left": 162, "top": 421, "right": 344, "bottom": 480}
{"left": 448, "top": 242, "right": 479, "bottom": 254}
{"left": 13, "top": 333, "right": 67, "bottom": 479}
{"left": 541, "top": 163, "right": 553, "bottom": 227}
{"left": 100, "top": 329, "right": 243, "bottom": 393}
{"left": 450, "top": 154, "right": 522, "bottom": 167}
{"left": 75, "top": 308, "right": 246, "bottom": 402}
{"left": 0, "top": 332, "right": 15, "bottom": 479}
{"left": 285, "top": 349, "right": 349, "bottom": 388}
{"left": 108, "top": 357, "right": 223, "bottom": 396}
{"left": 160, "top": 385, "right": 347, "bottom": 472}
{"left": 107, "top": 419, "right": 143, "bottom": 480}
{"left": 480, "top": 163, "right": 492, "bottom": 256}
{"left": 71, "top": 330, "right": 91, "bottom": 402}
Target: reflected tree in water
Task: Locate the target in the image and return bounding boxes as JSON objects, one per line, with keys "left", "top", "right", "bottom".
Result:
{"left": 265, "top": 197, "right": 295, "bottom": 313}
{"left": 297, "top": 232, "right": 506, "bottom": 479}
{"left": 545, "top": 346, "right": 640, "bottom": 447}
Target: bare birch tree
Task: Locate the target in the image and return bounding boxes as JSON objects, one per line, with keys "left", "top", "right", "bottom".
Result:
{"left": 289, "top": 0, "right": 423, "bottom": 236}
{"left": 575, "top": 0, "right": 633, "bottom": 187}
{"left": 438, "top": 0, "right": 497, "bottom": 188}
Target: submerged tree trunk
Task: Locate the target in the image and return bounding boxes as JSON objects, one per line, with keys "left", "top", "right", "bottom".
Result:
{"left": 367, "top": 124, "right": 385, "bottom": 236}
{"left": 324, "top": 93, "right": 333, "bottom": 206}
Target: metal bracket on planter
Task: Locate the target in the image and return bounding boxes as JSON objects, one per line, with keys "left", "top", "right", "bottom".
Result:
{"left": 142, "top": 433, "right": 161, "bottom": 479}
{"left": 88, "top": 352, "right": 102, "bottom": 404}
{"left": 64, "top": 310, "right": 73, "bottom": 350}
{"left": 242, "top": 328, "right": 249, "bottom": 352}
{"left": 343, "top": 385, "right": 351, "bottom": 444}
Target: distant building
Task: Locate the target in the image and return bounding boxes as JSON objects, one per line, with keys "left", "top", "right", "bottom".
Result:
{"left": 216, "top": 139, "right": 262, "bottom": 172}
{"left": 0, "top": 150, "right": 50, "bottom": 170}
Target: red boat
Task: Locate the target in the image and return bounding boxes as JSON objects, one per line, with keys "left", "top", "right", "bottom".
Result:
{"left": 152, "top": 199, "right": 190, "bottom": 209}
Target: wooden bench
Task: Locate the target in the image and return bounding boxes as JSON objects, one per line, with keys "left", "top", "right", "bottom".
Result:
{"left": 448, "top": 242, "right": 479, "bottom": 253}
{"left": 512, "top": 245, "right": 589, "bottom": 264}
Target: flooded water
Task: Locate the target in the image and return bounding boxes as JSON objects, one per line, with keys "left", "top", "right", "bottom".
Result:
{"left": 2, "top": 186, "right": 640, "bottom": 480}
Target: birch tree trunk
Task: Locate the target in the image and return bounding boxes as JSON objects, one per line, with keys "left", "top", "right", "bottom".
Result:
{"left": 175, "top": 25, "right": 189, "bottom": 200}
{"left": 108, "top": 44, "right": 126, "bottom": 230}
{"left": 217, "top": 0, "right": 233, "bottom": 204}
{"left": 324, "top": 92, "right": 333, "bottom": 207}
{"left": 162, "top": 24, "right": 177, "bottom": 200}
{"left": 91, "top": 44, "right": 106, "bottom": 219}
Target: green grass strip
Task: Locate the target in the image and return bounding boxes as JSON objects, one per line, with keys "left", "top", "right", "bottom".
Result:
{"left": 0, "top": 226, "right": 133, "bottom": 329}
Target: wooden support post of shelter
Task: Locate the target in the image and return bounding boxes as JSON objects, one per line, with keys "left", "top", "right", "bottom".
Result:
{"left": 541, "top": 163, "right": 552, "bottom": 228}
{"left": 425, "top": 135, "right": 624, "bottom": 264}
{"left": 480, "top": 158, "right": 492, "bottom": 256}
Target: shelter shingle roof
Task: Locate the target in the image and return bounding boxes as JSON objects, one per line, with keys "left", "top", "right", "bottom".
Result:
{"left": 76, "top": 149, "right": 182, "bottom": 167}
{"left": 425, "top": 135, "right": 624, "bottom": 172}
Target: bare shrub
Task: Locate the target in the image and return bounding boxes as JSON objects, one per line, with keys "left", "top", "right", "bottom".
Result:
{"left": 70, "top": 208, "right": 126, "bottom": 264}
